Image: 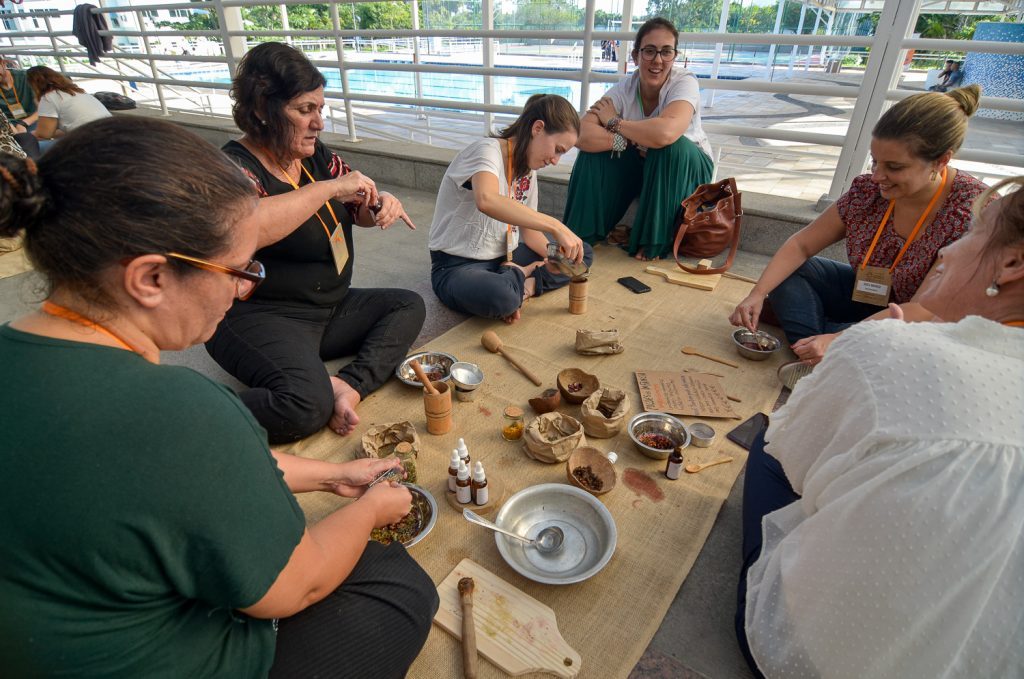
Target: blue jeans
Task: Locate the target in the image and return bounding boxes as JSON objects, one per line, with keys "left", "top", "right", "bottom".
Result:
{"left": 768, "top": 256, "right": 879, "bottom": 344}
{"left": 430, "top": 241, "right": 594, "bottom": 320}
{"left": 735, "top": 428, "right": 800, "bottom": 679}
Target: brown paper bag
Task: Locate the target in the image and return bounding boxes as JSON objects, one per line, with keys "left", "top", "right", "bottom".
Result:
{"left": 580, "top": 388, "right": 629, "bottom": 438}
{"left": 575, "top": 329, "right": 624, "bottom": 355}
{"left": 522, "top": 412, "right": 586, "bottom": 463}
{"left": 359, "top": 421, "right": 421, "bottom": 483}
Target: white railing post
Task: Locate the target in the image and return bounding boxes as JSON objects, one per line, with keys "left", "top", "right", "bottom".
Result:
{"left": 580, "top": 0, "right": 596, "bottom": 114}
{"left": 279, "top": 5, "right": 292, "bottom": 45}
{"left": 619, "top": 0, "right": 634, "bottom": 74}
{"left": 708, "top": 0, "right": 731, "bottom": 109}
{"left": 828, "top": 0, "right": 921, "bottom": 201}
{"left": 135, "top": 9, "right": 168, "bottom": 115}
{"left": 328, "top": 3, "right": 358, "bottom": 141}
{"left": 213, "top": 0, "right": 240, "bottom": 77}
{"left": 787, "top": 3, "right": 806, "bottom": 78}
{"left": 411, "top": 0, "right": 425, "bottom": 120}
{"left": 766, "top": 0, "right": 785, "bottom": 79}
{"left": 43, "top": 13, "right": 66, "bottom": 75}
{"left": 481, "top": 0, "right": 494, "bottom": 134}
{"left": 805, "top": 7, "right": 821, "bottom": 72}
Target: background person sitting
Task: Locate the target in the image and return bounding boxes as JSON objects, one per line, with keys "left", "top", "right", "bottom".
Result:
{"left": 206, "top": 42, "right": 423, "bottom": 443}
{"left": 0, "top": 116, "right": 437, "bottom": 678}
{"left": 563, "top": 17, "right": 714, "bottom": 261}
{"left": 25, "top": 66, "right": 110, "bottom": 144}
{"left": 730, "top": 85, "right": 988, "bottom": 386}
{"left": 929, "top": 60, "right": 964, "bottom": 92}
{"left": 0, "top": 58, "right": 37, "bottom": 132}
{"left": 736, "top": 177, "right": 1024, "bottom": 679}
{"left": 429, "top": 94, "right": 589, "bottom": 324}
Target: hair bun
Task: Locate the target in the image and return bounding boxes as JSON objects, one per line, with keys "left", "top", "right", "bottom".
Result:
{"left": 947, "top": 84, "right": 981, "bottom": 118}
{"left": 0, "top": 153, "right": 48, "bottom": 239}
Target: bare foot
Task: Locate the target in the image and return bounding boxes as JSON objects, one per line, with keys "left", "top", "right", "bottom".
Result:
{"left": 503, "top": 308, "right": 521, "bottom": 324}
{"left": 328, "top": 376, "right": 362, "bottom": 436}
{"left": 633, "top": 250, "right": 661, "bottom": 262}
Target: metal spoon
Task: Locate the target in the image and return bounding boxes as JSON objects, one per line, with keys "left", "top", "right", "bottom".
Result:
{"left": 684, "top": 457, "right": 735, "bottom": 474}
{"left": 463, "top": 508, "right": 564, "bottom": 553}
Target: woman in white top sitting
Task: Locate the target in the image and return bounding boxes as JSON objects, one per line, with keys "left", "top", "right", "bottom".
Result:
{"left": 429, "top": 94, "right": 589, "bottom": 324}
{"left": 736, "top": 176, "right": 1024, "bottom": 678}
{"left": 26, "top": 66, "right": 110, "bottom": 143}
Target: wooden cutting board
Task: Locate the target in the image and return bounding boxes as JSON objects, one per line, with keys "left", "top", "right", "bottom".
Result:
{"left": 644, "top": 264, "right": 721, "bottom": 291}
{"left": 434, "top": 559, "right": 581, "bottom": 677}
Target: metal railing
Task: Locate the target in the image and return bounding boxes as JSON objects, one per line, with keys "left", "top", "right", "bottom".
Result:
{"left": 2, "top": 0, "right": 1022, "bottom": 204}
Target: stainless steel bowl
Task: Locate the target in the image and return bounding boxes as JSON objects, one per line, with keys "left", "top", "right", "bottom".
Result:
{"left": 628, "top": 412, "right": 691, "bottom": 460}
{"left": 493, "top": 483, "right": 616, "bottom": 585}
{"left": 731, "top": 328, "right": 782, "bottom": 361}
{"left": 395, "top": 351, "right": 458, "bottom": 387}
{"left": 449, "top": 361, "right": 484, "bottom": 391}
{"left": 369, "top": 483, "right": 437, "bottom": 548}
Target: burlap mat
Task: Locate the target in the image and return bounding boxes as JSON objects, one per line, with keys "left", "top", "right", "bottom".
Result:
{"left": 282, "top": 247, "right": 789, "bottom": 678}
{"left": 0, "top": 237, "right": 32, "bottom": 280}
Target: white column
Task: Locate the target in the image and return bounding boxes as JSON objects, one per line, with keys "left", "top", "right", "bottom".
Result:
{"left": 821, "top": 9, "right": 835, "bottom": 62}
{"left": 411, "top": 0, "right": 425, "bottom": 119}
{"left": 805, "top": 7, "right": 821, "bottom": 72}
{"left": 707, "top": 0, "right": 731, "bottom": 108}
{"left": 328, "top": 3, "right": 357, "bottom": 141}
{"left": 619, "top": 0, "right": 634, "bottom": 75}
{"left": 766, "top": 0, "right": 785, "bottom": 79}
{"left": 279, "top": 5, "right": 291, "bottom": 44}
{"left": 482, "top": 0, "right": 495, "bottom": 134}
{"left": 214, "top": 0, "right": 246, "bottom": 77}
{"left": 136, "top": 9, "right": 167, "bottom": 115}
{"left": 580, "top": 0, "right": 596, "bottom": 112}
{"left": 787, "top": 2, "right": 806, "bottom": 78}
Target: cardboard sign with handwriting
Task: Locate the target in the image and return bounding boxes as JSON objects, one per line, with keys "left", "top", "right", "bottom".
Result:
{"left": 634, "top": 371, "right": 739, "bottom": 419}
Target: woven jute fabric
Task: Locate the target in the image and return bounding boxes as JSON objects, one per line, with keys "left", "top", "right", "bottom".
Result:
{"left": 282, "top": 247, "right": 789, "bottom": 678}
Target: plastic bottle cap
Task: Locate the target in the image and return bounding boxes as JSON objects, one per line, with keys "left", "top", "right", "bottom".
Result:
{"left": 457, "top": 437, "right": 468, "bottom": 453}
{"left": 606, "top": 451, "right": 618, "bottom": 465}
{"left": 472, "top": 461, "right": 486, "bottom": 481}
{"left": 450, "top": 449, "right": 460, "bottom": 464}
{"left": 504, "top": 406, "right": 524, "bottom": 418}
{"left": 457, "top": 460, "right": 469, "bottom": 478}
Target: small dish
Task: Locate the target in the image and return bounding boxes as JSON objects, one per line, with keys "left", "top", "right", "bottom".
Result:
{"left": 528, "top": 388, "right": 562, "bottom": 415}
{"left": 566, "top": 447, "right": 616, "bottom": 496}
{"left": 627, "top": 412, "right": 690, "bottom": 460}
{"left": 395, "top": 351, "right": 457, "bottom": 387}
{"left": 731, "top": 328, "right": 781, "bottom": 361}
{"left": 557, "top": 368, "right": 599, "bottom": 405}
{"left": 369, "top": 484, "right": 437, "bottom": 548}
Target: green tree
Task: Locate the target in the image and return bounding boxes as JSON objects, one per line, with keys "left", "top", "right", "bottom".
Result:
{"left": 357, "top": 2, "right": 414, "bottom": 29}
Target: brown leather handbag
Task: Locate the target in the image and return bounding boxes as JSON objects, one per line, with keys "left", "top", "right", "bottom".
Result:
{"left": 672, "top": 177, "right": 742, "bottom": 275}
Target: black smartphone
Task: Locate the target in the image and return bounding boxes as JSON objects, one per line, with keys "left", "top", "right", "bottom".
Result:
{"left": 617, "top": 276, "right": 652, "bottom": 294}
{"left": 726, "top": 412, "right": 769, "bottom": 451}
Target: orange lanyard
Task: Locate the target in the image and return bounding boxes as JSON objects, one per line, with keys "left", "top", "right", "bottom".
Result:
{"left": 505, "top": 138, "right": 515, "bottom": 261}
{"left": 40, "top": 301, "right": 141, "bottom": 356}
{"left": 0, "top": 80, "right": 22, "bottom": 112}
{"left": 278, "top": 161, "right": 341, "bottom": 239}
{"left": 861, "top": 167, "right": 948, "bottom": 272}
{"left": 1004, "top": 320, "right": 1024, "bottom": 327}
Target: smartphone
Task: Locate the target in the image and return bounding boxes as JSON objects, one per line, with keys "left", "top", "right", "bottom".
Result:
{"left": 617, "top": 276, "right": 652, "bottom": 294}
{"left": 726, "top": 412, "right": 769, "bottom": 451}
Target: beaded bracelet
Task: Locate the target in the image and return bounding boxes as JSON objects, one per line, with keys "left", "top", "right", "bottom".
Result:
{"left": 605, "top": 116, "right": 622, "bottom": 135}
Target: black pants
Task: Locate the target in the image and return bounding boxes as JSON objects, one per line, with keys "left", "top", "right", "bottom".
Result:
{"left": 206, "top": 288, "right": 425, "bottom": 443}
{"left": 270, "top": 540, "right": 439, "bottom": 678}
{"left": 734, "top": 429, "right": 800, "bottom": 679}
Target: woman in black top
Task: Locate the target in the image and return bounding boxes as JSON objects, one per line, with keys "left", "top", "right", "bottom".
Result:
{"left": 207, "top": 42, "right": 423, "bottom": 443}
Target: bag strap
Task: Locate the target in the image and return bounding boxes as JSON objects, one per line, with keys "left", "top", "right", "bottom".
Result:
{"left": 673, "top": 177, "right": 742, "bottom": 275}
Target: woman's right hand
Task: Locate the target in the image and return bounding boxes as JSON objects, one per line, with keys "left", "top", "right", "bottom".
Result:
{"left": 554, "top": 226, "right": 585, "bottom": 264}
{"left": 362, "top": 481, "right": 413, "bottom": 527}
{"left": 330, "top": 170, "right": 378, "bottom": 208}
{"left": 730, "top": 291, "right": 766, "bottom": 332}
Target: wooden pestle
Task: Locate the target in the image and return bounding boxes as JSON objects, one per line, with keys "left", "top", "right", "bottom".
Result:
{"left": 409, "top": 359, "right": 440, "bottom": 395}
{"left": 458, "top": 577, "right": 478, "bottom": 679}
{"left": 480, "top": 331, "right": 542, "bottom": 386}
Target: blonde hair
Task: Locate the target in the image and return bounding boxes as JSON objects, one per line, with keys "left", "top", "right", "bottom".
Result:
{"left": 872, "top": 84, "right": 981, "bottom": 161}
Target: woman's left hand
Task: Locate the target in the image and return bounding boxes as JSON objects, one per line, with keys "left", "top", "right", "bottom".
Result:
{"left": 588, "top": 97, "right": 619, "bottom": 128}
{"left": 323, "top": 457, "right": 406, "bottom": 498}
{"left": 372, "top": 192, "right": 416, "bottom": 230}
{"left": 790, "top": 333, "right": 838, "bottom": 366}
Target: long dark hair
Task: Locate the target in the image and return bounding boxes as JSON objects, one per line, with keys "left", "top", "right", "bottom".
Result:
{"left": 492, "top": 94, "right": 579, "bottom": 179}
{"left": 0, "top": 117, "right": 255, "bottom": 309}
{"left": 230, "top": 42, "right": 327, "bottom": 161}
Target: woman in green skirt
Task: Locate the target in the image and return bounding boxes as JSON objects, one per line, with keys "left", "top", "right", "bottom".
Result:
{"left": 564, "top": 17, "right": 714, "bottom": 260}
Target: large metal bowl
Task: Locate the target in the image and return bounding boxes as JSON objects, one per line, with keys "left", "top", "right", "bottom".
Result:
{"left": 493, "top": 483, "right": 617, "bottom": 585}
{"left": 395, "top": 351, "right": 458, "bottom": 387}
{"left": 628, "top": 412, "right": 691, "bottom": 460}
{"left": 731, "top": 328, "right": 781, "bottom": 361}
{"left": 369, "top": 483, "right": 437, "bottom": 548}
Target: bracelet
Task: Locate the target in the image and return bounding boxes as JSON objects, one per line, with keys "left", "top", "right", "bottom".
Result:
{"left": 610, "top": 133, "right": 627, "bottom": 158}
{"left": 605, "top": 116, "right": 622, "bottom": 135}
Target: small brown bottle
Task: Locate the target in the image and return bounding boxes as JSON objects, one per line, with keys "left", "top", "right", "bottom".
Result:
{"left": 471, "top": 461, "right": 489, "bottom": 505}
{"left": 665, "top": 448, "right": 684, "bottom": 480}
{"left": 447, "top": 449, "right": 460, "bottom": 493}
{"left": 456, "top": 460, "right": 472, "bottom": 504}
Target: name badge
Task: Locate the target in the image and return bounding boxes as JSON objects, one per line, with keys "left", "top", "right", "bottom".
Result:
{"left": 851, "top": 265, "right": 892, "bottom": 306}
{"left": 329, "top": 224, "right": 349, "bottom": 275}
{"left": 7, "top": 103, "right": 26, "bottom": 119}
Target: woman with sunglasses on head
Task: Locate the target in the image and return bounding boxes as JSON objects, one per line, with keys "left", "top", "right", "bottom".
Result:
{"left": 207, "top": 42, "right": 424, "bottom": 443}
{"left": 0, "top": 117, "right": 437, "bottom": 677}
{"left": 563, "top": 17, "right": 714, "bottom": 261}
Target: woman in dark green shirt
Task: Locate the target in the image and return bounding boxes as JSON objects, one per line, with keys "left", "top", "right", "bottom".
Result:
{"left": 0, "top": 117, "right": 437, "bottom": 677}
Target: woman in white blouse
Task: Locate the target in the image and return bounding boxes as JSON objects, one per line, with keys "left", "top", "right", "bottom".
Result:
{"left": 26, "top": 66, "right": 110, "bottom": 142}
{"left": 737, "top": 176, "right": 1024, "bottom": 678}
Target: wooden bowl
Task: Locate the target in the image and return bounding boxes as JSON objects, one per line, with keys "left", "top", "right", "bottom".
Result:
{"left": 528, "top": 388, "right": 562, "bottom": 415}
{"left": 566, "top": 447, "right": 616, "bottom": 496}
{"left": 557, "top": 368, "right": 600, "bottom": 405}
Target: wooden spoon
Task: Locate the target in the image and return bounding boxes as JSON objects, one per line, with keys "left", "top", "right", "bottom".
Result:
{"left": 685, "top": 457, "right": 734, "bottom": 474}
{"left": 458, "top": 577, "right": 478, "bottom": 679}
{"left": 681, "top": 346, "right": 739, "bottom": 369}
{"left": 409, "top": 359, "right": 440, "bottom": 395}
{"left": 480, "top": 330, "right": 542, "bottom": 386}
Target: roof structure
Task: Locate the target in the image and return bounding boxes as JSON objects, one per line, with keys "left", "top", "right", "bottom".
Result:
{"left": 805, "top": 0, "right": 1024, "bottom": 16}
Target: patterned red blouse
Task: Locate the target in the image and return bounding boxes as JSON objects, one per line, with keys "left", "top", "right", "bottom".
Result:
{"left": 837, "top": 172, "right": 988, "bottom": 303}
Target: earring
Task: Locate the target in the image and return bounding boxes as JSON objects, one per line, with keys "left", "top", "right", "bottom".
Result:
{"left": 930, "top": 170, "right": 938, "bottom": 181}
{"left": 986, "top": 281, "right": 1000, "bottom": 297}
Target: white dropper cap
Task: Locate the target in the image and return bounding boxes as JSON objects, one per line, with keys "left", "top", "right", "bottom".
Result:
{"left": 449, "top": 449, "right": 460, "bottom": 468}
{"left": 457, "top": 437, "right": 469, "bottom": 457}
{"left": 472, "top": 460, "right": 486, "bottom": 481}
{"left": 457, "top": 460, "right": 469, "bottom": 479}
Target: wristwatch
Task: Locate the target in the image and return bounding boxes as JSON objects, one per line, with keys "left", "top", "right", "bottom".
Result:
{"left": 605, "top": 117, "right": 622, "bottom": 135}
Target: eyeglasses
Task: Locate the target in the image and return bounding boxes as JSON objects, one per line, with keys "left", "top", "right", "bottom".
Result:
{"left": 638, "top": 46, "right": 678, "bottom": 61}
{"left": 165, "top": 252, "right": 266, "bottom": 301}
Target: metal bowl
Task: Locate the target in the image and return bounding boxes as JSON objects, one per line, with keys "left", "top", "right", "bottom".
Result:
{"left": 449, "top": 361, "right": 484, "bottom": 391}
{"left": 731, "top": 328, "right": 781, "bottom": 361}
{"left": 395, "top": 351, "right": 458, "bottom": 387}
{"left": 628, "top": 412, "right": 691, "bottom": 460}
{"left": 369, "top": 483, "right": 437, "bottom": 548}
{"left": 494, "top": 483, "right": 616, "bottom": 585}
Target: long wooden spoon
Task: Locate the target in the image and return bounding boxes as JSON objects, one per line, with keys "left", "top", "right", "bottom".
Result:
{"left": 458, "top": 577, "right": 478, "bottom": 679}
{"left": 409, "top": 359, "right": 440, "bottom": 395}
{"left": 481, "top": 330, "right": 542, "bottom": 386}
{"left": 681, "top": 346, "right": 739, "bottom": 369}
{"left": 685, "top": 457, "right": 734, "bottom": 474}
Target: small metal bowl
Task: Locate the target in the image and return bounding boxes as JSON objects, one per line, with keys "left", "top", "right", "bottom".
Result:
{"left": 395, "top": 351, "right": 457, "bottom": 387}
{"left": 731, "top": 328, "right": 781, "bottom": 361}
{"left": 449, "top": 361, "right": 484, "bottom": 391}
{"left": 494, "top": 483, "right": 617, "bottom": 585}
{"left": 369, "top": 483, "right": 437, "bottom": 548}
{"left": 628, "top": 412, "right": 691, "bottom": 460}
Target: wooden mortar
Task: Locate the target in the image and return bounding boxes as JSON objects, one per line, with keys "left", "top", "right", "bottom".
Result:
{"left": 423, "top": 380, "right": 452, "bottom": 435}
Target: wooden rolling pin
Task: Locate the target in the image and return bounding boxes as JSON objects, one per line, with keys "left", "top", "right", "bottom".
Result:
{"left": 459, "top": 577, "right": 478, "bottom": 679}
